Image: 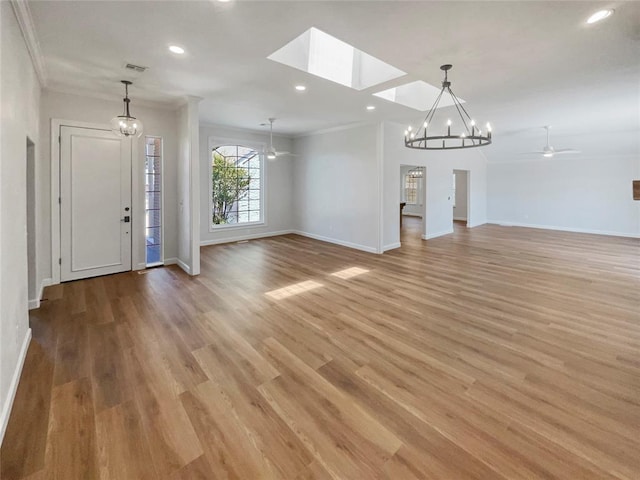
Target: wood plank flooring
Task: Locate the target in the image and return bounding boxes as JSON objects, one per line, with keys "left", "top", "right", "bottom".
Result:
{"left": 2, "top": 219, "right": 639, "bottom": 479}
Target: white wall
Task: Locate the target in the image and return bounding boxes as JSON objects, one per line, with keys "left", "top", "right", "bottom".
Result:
{"left": 400, "top": 165, "right": 423, "bottom": 217}
{"left": 453, "top": 169, "right": 468, "bottom": 221}
{"left": 488, "top": 155, "right": 640, "bottom": 237}
{"left": 40, "top": 90, "right": 180, "bottom": 277}
{"left": 292, "top": 124, "right": 381, "bottom": 253}
{"left": 199, "top": 124, "right": 294, "bottom": 245}
{"left": 0, "top": 1, "right": 41, "bottom": 444}
{"left": 176, "top": 98, "right": 200, "bottom": 275}
{"left": 382, "top": 121, "right": 487, "bottom": 247}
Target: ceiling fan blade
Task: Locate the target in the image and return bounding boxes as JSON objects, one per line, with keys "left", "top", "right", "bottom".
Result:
{"left": 553, "top": 149, "right": 581, "bottom": 154}
{"left": 520, "top": 151, "right": 546, "bottom": 155}
{"left": 276, "top": 151, "right": 299, "bottom": 157}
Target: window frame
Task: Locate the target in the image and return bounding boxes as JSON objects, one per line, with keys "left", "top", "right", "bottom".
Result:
{"left": 208, "top": 136, "right": 267, "bottom": 232}
{"left": 144, "top": 135, "right": 164, "bottom": 266}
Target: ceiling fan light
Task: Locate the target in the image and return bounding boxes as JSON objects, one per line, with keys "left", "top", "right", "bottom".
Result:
{"left": 587, "top": 9, "right": 613, "bottom": 24}
{"left": 543, "top": 153, "right": 553, "bottom": 158}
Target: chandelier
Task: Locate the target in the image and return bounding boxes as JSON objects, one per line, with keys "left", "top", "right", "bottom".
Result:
{"left": 111, "top": 80, "right": 143, "bottom": 138}
{"left": 408, "top": 167, "right": 424, "bottom": 178}
{"left": 404, "top": 65, "right": 491, "bottom": 151}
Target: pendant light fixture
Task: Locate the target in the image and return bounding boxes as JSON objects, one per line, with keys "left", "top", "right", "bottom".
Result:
{"left": 111, "top": 80, "right": 143, "bottom": 138}
{"left": 404, "top": 65, "right": 491, "bottom": 151}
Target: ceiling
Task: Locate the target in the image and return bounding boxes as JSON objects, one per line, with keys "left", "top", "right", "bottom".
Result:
{"left": 28, "top": 1, "right": 640, "bottom": 161}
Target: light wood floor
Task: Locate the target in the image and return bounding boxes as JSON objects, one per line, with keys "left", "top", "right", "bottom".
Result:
{"left": 2, "top": 219, "right": 639, "bottom": 479}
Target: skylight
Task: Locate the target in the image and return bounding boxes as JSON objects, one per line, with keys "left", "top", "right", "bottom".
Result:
{"left": 373, "top": 80, "right": 465, "bottom": 112}
{"left": 268, "top": 27, "right": 406, "bottom": 90}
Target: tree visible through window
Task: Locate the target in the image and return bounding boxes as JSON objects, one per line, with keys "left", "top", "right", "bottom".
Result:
{"left": 211, "top": 145, "right": 262, "bottom": 227}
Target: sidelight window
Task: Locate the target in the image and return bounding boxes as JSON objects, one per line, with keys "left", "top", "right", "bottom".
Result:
{"left": 145, "top": 136, "right": 163, "bottom": 265}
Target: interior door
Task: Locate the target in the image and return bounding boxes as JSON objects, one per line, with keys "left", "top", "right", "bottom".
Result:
{"left": 60, "top": 126, "right": 132, "bottom": 281}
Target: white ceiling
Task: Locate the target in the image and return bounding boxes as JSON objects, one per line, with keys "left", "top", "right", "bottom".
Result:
{"left": 28, "top": 0, "right": 640, "bottom": 161}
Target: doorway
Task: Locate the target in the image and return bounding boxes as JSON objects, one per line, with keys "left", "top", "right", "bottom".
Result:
{"left": 400, "top": 165, "right": 425, "bottom": 243}
{"left": 59, "top": 126, "right": 132, "bottom": 281}
{"left": 452, "top": 169, "right": 469, "bottom": 229}
{"left": 27, "top": 138, "right": 37, "bottom": 308}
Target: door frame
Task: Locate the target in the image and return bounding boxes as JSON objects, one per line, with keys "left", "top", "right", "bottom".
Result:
{"left": 51, "top": 118, "right": 141, "bottom": 284}
{"left": 398, "top": 164, "right": 426, "bottom": 242}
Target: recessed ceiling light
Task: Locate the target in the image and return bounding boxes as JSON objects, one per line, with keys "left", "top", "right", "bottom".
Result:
{"left": 295, "top": 85, "right": 306, "bottom": 91}
{"left": 169, "top": 45, "right": 185, "bottom": 54}
{"left": 587, "top": 9, "right": 614, "bottom": 24}
{"left": 366, "top": 105, "right": 376, "bottom": 111}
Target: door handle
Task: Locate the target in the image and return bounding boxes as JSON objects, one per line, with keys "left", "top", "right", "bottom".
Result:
{"left": 121, "top": 216, "right": 130, "bottom": 223}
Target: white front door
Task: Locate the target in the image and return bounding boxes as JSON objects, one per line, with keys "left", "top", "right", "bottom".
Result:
{"left": 60, "top": 126, "right": 132, "bottom": 281}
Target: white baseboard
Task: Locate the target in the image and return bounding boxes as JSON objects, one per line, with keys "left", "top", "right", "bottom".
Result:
{"left": 402, "top": 213, "right": 422, "bottom": 218}
{"left": 164, "top": 257, "right": 177, "bottom": 266}
{"left": 176, "top": 258, "right": 192, "bottom": 275}
{"left": 134, "top": 262, "right": 146, "bottom": 271}
{"left": 383, "top": 242, "right": 401, "bottom": 252}
{"left": 200, "top": 229, "right": 294, "bottom": 247}
{"left": 489, "top": 221, "right": 640, "bottom": 238}
{"left": 291, "top": 230, "right": 379, "bottom": 254}
{"left": 0, "top": 328, "right": 32, "bottom": 446}
{"left": 422, "top": 229, "right": 454, "bottom": 240}
{"left": 453, "top": 216, "right": 468, "bottom": 221}
{"left": 28, "top": 277, "right": 53, "bottom": 310}
{"left": 466, "top": 221, "right": 486, "bottom": 229}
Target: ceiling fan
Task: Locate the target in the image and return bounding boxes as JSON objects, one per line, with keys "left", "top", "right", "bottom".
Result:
{"left": 262, "top": 118, "right": 296, "bottom": 160}
{"left": 522, "top": 125, "right": 580, "bottom": 158}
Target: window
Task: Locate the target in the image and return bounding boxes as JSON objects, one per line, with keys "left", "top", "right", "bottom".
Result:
{"left": 145, "top": 136, "right": 163, "bottom": 265}
{"left": 404, "top": 175, "right": 418, "bottom": 204}
{"left": 211, "top": 144, "right": 263, "bottom": 228}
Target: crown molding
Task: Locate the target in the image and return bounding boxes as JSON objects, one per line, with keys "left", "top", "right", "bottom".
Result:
{"left": 10, "top": 0, "right": 47, "bottom": 87}
{"left": 43, "top": 85, "right": 179, "bottom": 111}
{"left": 199, "top": 121, "right": 293, "bottom": 140}
{"left": 292, "top": 121, "right": 375, "bottom": 139}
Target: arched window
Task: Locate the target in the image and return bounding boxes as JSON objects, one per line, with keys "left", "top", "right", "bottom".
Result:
{"left": 210, "top": 144, "right": 263, "bottom": 227}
